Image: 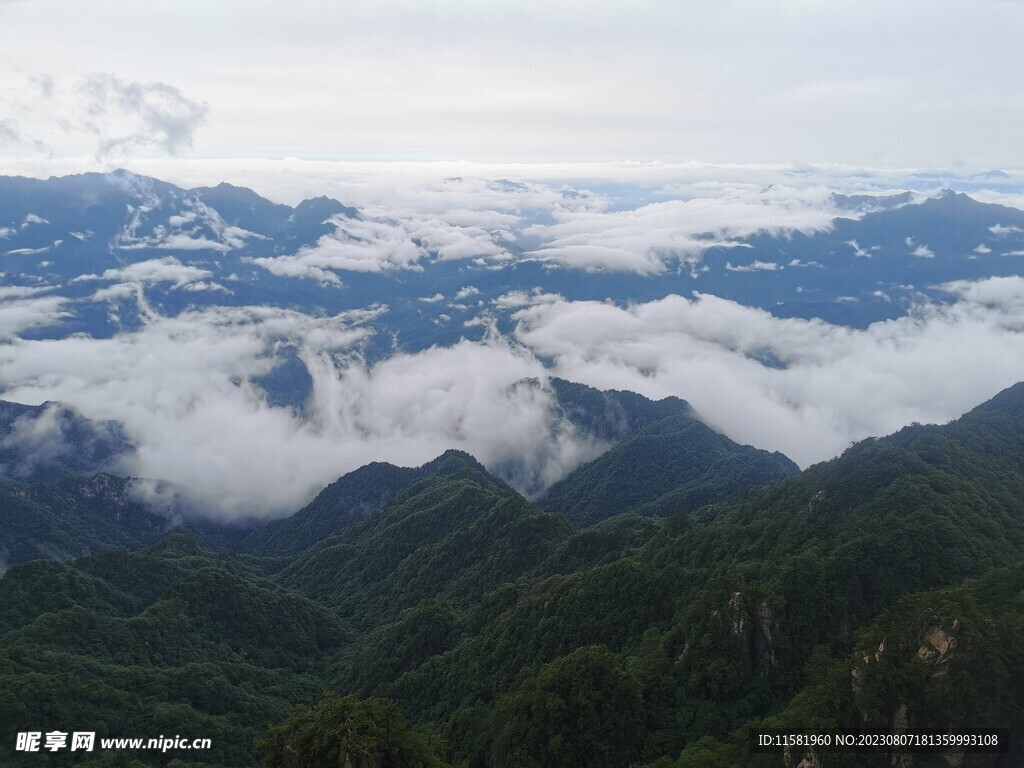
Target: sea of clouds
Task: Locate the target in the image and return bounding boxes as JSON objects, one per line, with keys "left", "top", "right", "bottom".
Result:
{"left": 2, "top": 159, "right": 1024, "bottom": 519}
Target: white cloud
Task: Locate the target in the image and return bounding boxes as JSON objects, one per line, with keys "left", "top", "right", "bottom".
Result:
{"left": 5, "top": 245, "right": 53, "bottom": 256}
{"left": 4, "top": 1, "right": 1024, "bottom": 166}
{"left": 182, "top": 281, "right": 229, "bottom": 293}
{"left": 973, "top": 243, "right": 992, "bottom": 254}
{"left": 0, "top": 295, "right": 70, "bottom": 339}
{"left": 846, "top": 239, "right": 872, "bottom": 258}
{"left": 0, "top": 298, "right": 601, "bottom": 518}
{"left": 492, "top": 290, "right": 534, "bottom": 310}
{"left": 455, "top": 285, "right": 480, "bottom": 300}
{"left": 0, "top": 72, "right": 206, "bottom": 159}
{"left": 0, "top": 402, "right": 126, "bottom": 481}
{"left": 250, "top": 216, "right": 424, "bottom": 279}
{"left": 989, "top": 224, "right": 1023, "bottom": 237}
{"left": 937, "top": 276, "right": 1024, "bottom": 312}
{"left": 90, "top": 283, "right": 139, "bottom": 302}
{"left": 528, "top": 244, "right": 668, "bottom": 274}
{"left": 75, "top": 256, "right": 214, "bottom": 289}
{"left": 512, "top": 280, "right": 1024, "bottom": 468}
{"left": 245, "top": 256, "right": 342, "bottom": 285}
{"left": 116, "top": 234, "right": 231, "bottom": 252}
{"left": 491, "top": 288, "right": 563, "bottom": 311}
{"left": 905, "top": 236, "right": 935, "bottom": 258}
{"left": 408, "top": 219, "right": 510, "bottom": 261}
{"left": 0, "top": 304, "right": 375, "bottom": 517}
{"left": 418, "top": 293, "right": 444, "bottom": 303}
{"left": 0, "top": 285, "right": 51, "bottom": 300}
{"left": 249, "top": 206, "right": 514, "bottom": 281}
{"left": 726, "top": 260, "right": 780, "bottom": 272}
{"left": 521, "top": 187, "right": 840, "bottom": 274}
{"left": 112, "top": 197, "right": 259, "bottom": 252}
{"left": 78, "top": 74, "right": 208, "bottom": 158}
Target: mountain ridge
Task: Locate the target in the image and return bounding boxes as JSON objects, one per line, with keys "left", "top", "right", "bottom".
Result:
{"left": 0, "top": 381, "right": 1021, "bottom": 765}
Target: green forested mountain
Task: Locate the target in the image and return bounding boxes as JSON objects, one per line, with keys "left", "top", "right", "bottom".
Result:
{"left": 257, "top": 693, "right": 452, "bottom": 768}
{"left": 669, "top": 561, "right": 1024, "bottom": 768}
{"left": 0, "top": 473, "right": 252, "bottom": 571}
{"left": 536, "top": 413, "right": 799, "bottom": 527}
{"left": 240, "top": 451, "right": 515, "bottom": 559}
{"left": 0, "top": 380, "right": 695, "bottom": 568}
{"left": 550, "top": 378, "right": 693, "bottom": 444}
{"left": 1, "top": 385, "right": 1023, "bottom": 767}
{"left": 0, "top": 536, "right": 343, "bottom": 767}
{"left": 241, "top": 381, "right": 698, "bottom": 557}
{"left": 277, "top": 451, "right": 566, "bottom": 624}
{"left": 239, "top": 462, "right": 423, "bottom": 558}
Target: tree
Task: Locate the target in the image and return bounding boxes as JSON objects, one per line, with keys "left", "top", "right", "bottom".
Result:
{"left": 491, "top": 645, "right": 645, "bottom": 768}
{"left": 257, "top": 693, "right": 451, "bottom": 768}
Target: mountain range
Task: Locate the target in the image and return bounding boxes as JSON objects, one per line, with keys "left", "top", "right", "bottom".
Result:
{"left": 3, "top": 172, "right": 1024, "bottom": 367}
{"left": 0, "top": 379, "right": 795, "bottom": 568}
{"left": 2, "top": 169, "right": 1023, "bottom": 766}
{"left": 0, "top": 380, "right": 1020, "bottom": 766}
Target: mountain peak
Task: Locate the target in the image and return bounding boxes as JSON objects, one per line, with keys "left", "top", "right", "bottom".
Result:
{"left": 294, "top": 196, "right": 359, "bottom": 220}
{"left": 419, "top": 449, "right": 491, "bottom": 477}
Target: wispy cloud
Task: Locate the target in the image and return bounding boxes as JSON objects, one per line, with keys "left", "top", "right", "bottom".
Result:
{"left": 0, "top": 72, "right": 207, "bottom": 159}
{"left": 905, "top": 236, "right": 935, "bottom": 258}
{"left": 78, "top": 74, "right": 208, "bottom": 157}
{"left": 249, "top": 210, "right": 513, "bottom": 282}
{"left": 725, "top": 260, "right": 779, "bottom": 272}
{"left": 0, "top": 295, "right": 70, "bottom": 339}
{"left": 74, "top": 256, "right": 224, "bottom": 297}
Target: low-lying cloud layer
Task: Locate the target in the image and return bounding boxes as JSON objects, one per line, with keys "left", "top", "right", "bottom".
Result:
{"left": 1, "top": 162, "right": 1023, "bottom": 521}
{"left": 513, "top": 278, "right": 1024, "bottom": 467}
{"left": 239, "top": 178, "right": 849, "bottom": 281}
{"left": 2, "top": 275, "right": 1023, "bottom": 519}
{"left": 249, "top": 213, "right": 513, "bottom": 283}
{"left": 522, "top": 188, "right": 840, "bottom": 274}
{"left": 0, "top": 300, "right": 601, "bottom": 519}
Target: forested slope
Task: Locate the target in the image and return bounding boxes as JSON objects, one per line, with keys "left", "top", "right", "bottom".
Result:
{"left": 1, "top": 385, "right": 1022, "bottom": 767}
{"left": 537, "top": 413, "right": 799, "bottom": 526}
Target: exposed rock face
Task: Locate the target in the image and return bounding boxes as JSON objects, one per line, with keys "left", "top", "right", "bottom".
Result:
{"left": 807, "top": 489, "right": 826, "bottom": 513}
{"left": 675, "top": 640, "right": 690, "bottom": 664}
{"left": 712, "top": 591, "right": 777, "bottom": 678}
{"left": 917, "top": 626, "right": 957, "bottom": 662}
{"left": 755, "top": 599, "right": 776, "bottom": 671}
{"left": 784, "top": 746, "right": 822, "bottom": 768}
{"left": 727, "top": 591, "right": 746, "bottom": 636}
{"left": 76, "top": 473, "right": 128, "bottom": 504}
{"left": 851, "top": 661, "right": 865, "bottom": 693}
{"left": 847, "top": 615, "right": 993, "bottom": 767}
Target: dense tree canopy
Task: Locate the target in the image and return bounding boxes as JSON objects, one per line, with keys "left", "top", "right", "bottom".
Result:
{"left": 2, "top": 384, "right": 1023, "bottom": 766}
{"left": 257, "top": 694, "right": 451, "bottom": 768}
